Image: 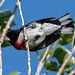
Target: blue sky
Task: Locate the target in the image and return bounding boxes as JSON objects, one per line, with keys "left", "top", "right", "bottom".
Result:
{"left": 0, "top": 0, "right": 75, "bottom": 75}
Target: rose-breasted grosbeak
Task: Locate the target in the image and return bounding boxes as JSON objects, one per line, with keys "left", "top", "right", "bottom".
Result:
{"left": 4, "top": 13, "right": 74, "bottom": 51}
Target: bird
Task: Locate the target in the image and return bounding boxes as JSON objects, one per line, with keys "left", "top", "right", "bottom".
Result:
{"left": 4, "top": 13, "right": 74, "bottom": 51}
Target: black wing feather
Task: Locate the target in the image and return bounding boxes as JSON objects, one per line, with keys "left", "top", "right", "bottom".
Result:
{"left": 30, "top": 33, "right": 60, "bottom": 51}
{"left": 20, "top": 17, "right": 57, "bottom": 31}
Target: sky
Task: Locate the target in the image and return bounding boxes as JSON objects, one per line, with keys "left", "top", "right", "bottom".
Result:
{"left": 0, "top": 0, "right": 75, "bottom": 75}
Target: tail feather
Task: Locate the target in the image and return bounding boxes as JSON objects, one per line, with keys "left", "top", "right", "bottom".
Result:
{"left": 58, "top": 13, "right": 70, "bottom": 22}
{"left": 61, "top": 27, "right": 73, "bottom": 34}
{"left": 58, "top": 13, "right": 74, "bottom": 34}
{"left": 61, "top": 19, "right": 72, "bottom": 26}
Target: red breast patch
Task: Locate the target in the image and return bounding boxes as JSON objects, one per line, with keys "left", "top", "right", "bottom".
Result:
{"left": 14, "top": 40, "right": 25, "bottom": 50}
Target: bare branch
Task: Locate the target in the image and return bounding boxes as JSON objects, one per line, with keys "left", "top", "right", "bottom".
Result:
{"left": 17, "top": 0, "right": 31, "bottom": 75}
{"left": 53, "top": 40, "right": 58, "bottom": 47}
{"left": 0, "top": 0, "right": 5, "bottom": 7}
{"left": 57, "top": 47, "right": 75, "bottom": 75}
{"left": 71, "top": 31, "right": 75, "bottom": 51}
{"left": 0, "top": 0, "right": 20, "bottom": 44}
{"left": 35, "top": 45, "right": 50, "bottom": 75}
{"left": 17, "top": 0, "right": 24, "bottom": 25}
{"left": 0, "top": 1, "right": 21, "bottom": 75}
{"left": 53, "top": 38, "right": 62, "bottom": 48}
{"left": 69, "top": 68, "right": 75, "bottom": 75}
{"left": 43, "top": 70, "right": 50, "bottom": 75}
{"left": 0, "top": 42, "right": 2, "bottom": 75}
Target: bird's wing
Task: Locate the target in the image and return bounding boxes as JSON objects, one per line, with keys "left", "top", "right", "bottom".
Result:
{"left": 41, "top": 23, "right": 61, "bottom": 35}
{"left": 30, "top": 33, "right": 60, "bottom": 51}
{"left": 36, "top": 17, "right": 56, "bottom": 24}
{"left": 20, "top": 17, "right": 56, "bottom": 31}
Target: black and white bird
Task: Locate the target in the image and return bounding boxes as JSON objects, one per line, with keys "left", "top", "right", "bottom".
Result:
{"left": 4, "top": 13, "right": 74, "bottom": 51}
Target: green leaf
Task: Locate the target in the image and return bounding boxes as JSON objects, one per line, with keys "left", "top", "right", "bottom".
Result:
{"left": 0, "top": 9, "right": 16, "bottom": 33}
{"left": 44, "top": 62, "right": 51, "bottom": 70}
{"left": 1, "top": 16, "right": 16, "bottom": 26}
{"left": 40, "top": 46, "right": 75, "bottom": 68}
{"left": 73, "top": 21, "right": 75, "bottom": 24}
{"left": 36, "top": 51, "right": 39, "bottom": 56}
{"left": 59, "top": 34, "right": 73, "bottom": 45}
{"left": 1, "top": 41, "right": 11, "bottom": 47}
{"left": 0, "top": 9, "right": 12, "bottom": 18}
{"left": 41, "top": 46, "right": 74, "bottom": 74}
{"left": 44, "top": 61, "right": 59, "bottom": 71}
{"left": 8, "top": 71, "right": 21, "bottom": 75}
{"left": 44, "top": 61, "right": 70, "bottom": 74}
{"left": 0, "top": 9, "right": 16, "bottom": 47}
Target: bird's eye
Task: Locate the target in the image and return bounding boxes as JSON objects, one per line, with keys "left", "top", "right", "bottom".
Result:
{"left": 32, "top": 24, "right": 36, "bottom": 28}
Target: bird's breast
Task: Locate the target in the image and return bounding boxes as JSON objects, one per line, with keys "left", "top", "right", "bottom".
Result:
{"left": 14, "top": 40, "right": 25, "bottom": 50}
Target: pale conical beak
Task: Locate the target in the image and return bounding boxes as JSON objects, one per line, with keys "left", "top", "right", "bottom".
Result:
{"left": 4, "top": 36, "right": 10, "bottom": 41}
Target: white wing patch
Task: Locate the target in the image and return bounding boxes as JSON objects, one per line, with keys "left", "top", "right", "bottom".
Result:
{"left": 26, "top": 23, "right": 41, "bottom": 40}
{"left": 42, "top": 23, "right": 61, "bottom": 35}
{"left": 18, "top": 30, "right": 24, "bottom": 44}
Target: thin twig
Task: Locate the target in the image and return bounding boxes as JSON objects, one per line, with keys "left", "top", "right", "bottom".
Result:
{"left": 57, "top": 46, "right": 75, "bottom": 75}
{"left": 36, "top": 54, "right": 50, "bottom": 75}
{"left": 17, "top": 0, "right": 31, "bottom": 75}
{"left": 0, "top": 0, "right": 5, "bottom": 7}
{"left": 69, "top": 68, "right": 75, "bottom": 75}
{"left": 53, "top": 40, "right": 59, "bottom": 47}
{"left": 0, "top": 42, "right": 2, "bottom": 75}
{"left": 0, "top": 0, "right": 20, "bottom": 44}
{"left": 35, "top": 45, "right": 50, "bottom": 75}
{"left": 53, "top": 38, "right": 62, "bottom": 48}
{"left": 0, "top": 1, "right": 21, "bottom": 75}
{"left": 17, "top": 0, "right": 24, "bottom": 25}
{"left": 71, "top": 31, "right": 75, "bottom": 51}
{"left": 43, "top": 70, "right": 50, "bottom": 75}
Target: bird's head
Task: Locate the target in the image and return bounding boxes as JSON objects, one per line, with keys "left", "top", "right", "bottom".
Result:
{"left": 4, "top": 29, "right": 20, "bottom": 46}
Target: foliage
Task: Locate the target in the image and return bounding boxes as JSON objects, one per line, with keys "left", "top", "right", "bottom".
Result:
{"left": 0, "top": 9, "right": 16, "bottom": 47}
{"left": 59, "top": 34, "right": 73, "bottom": 45}
{"left": 1, "top": 41, "right": 11, "bottom": 47}
{"left": 40, "top": 46, "right": 75, "bottom": 74}
{"left": 8, "top": 71, "right": 21, "bottom": 75}
{"left": 59, "top": 20, "right": 75, "bottom": 45}
{"left": 73, "top": 20, "right": 75, "bottom": 24}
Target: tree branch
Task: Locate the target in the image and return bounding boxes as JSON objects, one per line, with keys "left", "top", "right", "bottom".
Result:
{"left": 53, "top": 40, "right": 59, "bottom": 47}
{"left": 56, "top": 30, "right": 75, "bottom": 75}
{"left": 69, "top": 68, "right": 75, "bottom": 75}
{"left": 0, "top": 1, "right": 21, "bottom": 75}
{"left": 0, "top": 1, "right": 20, "bottom": 44}
{"left": 35, "top": 45, "right": 50, "bottom": 75}
{"left": 0, "top": 0, "right": 5, "bottom": 7}
{"left": 43, "top": 70, "right": 50, "bottom": 75}
{"left": 57, "top": 46, "right": 75, "bottom": 75}
{"left": 71, "top": 31, "right": 75, "bottom": 51}
{"left": 0, "top": 42, "right": 2, "bottom": 75}
{"left": 53, "top": 38, "right": 62, "bottom": 48}
{"left": 17, "top": 0, "right": 31, "bottom": 75}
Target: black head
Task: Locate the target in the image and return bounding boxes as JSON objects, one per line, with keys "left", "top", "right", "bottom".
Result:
{"left": 6, "top": 29, "right": 20, "bottom": 46}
